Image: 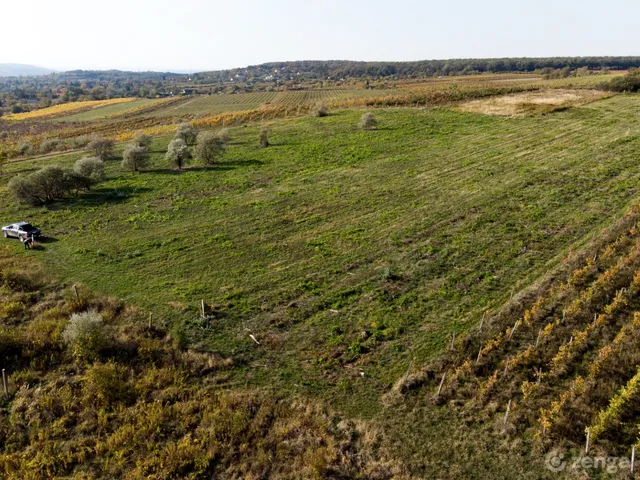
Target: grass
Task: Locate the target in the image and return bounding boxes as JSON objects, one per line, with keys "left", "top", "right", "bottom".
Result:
{"left": 2, "top": 95, "right": 640, "bottom": 417}
{"left": 3, "top": 89, "right": 640, "bottom": 477}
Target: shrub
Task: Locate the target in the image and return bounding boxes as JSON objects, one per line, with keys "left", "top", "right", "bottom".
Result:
{"left": 133, "top": 132, "right": 153, "bottom": 149}
{"left": 39, "top": 139, "right": 60, "bottom": 154}
{"left": 8, "top": 165, "right": 67, "bottom": 205}
{"left": 259, "top": 127, "right": 270, "bottom": 148}
{"left": 359, "top": 112, "right": 377, "bottom": 130}
{"left": 194, "top": 131, "right": 225, "bottom": 166}
{"left": 175, "top": 122, "right": 198, "bottom": 145}
{"left": 166, "top": 138, "right": 191, "bottom": 169}
{"left": 312, "top": 103, "right": 329, "bottom": 117}
{"left": 87, "top": 136, "right": 115, "bottom": 160}
{"left": 74, "top": 156, "right": 105, "bottom": 179}
{"left": 17, "top": 141, "right": 34, "bottom": 156}
{"left": 62, "top": 310, "right": 107, "bottom": 362}
{"left": 121, "top": 145, "right": 150, "bottom": 172}
{"left": 217, "top": 128, "right": 231, "bottom": 144}
{"left": 63, "top": 170, "right": 95, "bottom": 194}
{"left": 70, "top": 135, "right": 92, "bottom": 148}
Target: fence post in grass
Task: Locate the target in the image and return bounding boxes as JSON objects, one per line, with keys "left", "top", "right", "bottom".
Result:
{"left": 585, "top": 428, "right": 591, "bottom": 455}
{"left": 631, "top": 446, "right": 635, "bottom": 473}
{"left": 148, "top": 313, "right": 153, "bottom": 329}
{"left": 504, "top": 399, "right": 512, "bottom": 425}
{"left": 435, "top": 371, "right": 447, "bottom": 398}
{"left": 479, "top": 311, "right": 486, "bottom": 331}
{"left": 201, "top": 300, "right": 206, "bottom": 318}
{"left": 2, "top": 369, "right": 7, "bottom": 397}
{"left": 402, "top": 357, "right": 414, "bottom": 387}
{"left": 476, "top": 345, "right": 483, "bottom": 364}
{"left": 510, "top": 288, "right": 515, "bottom": 302}
{"left": 450, "top": 332, "right": 456, "bottom": 351}
{"left": 504, "top": 357, "right": 510, "bottom": 376}
{"left": 562, "top": 309, "right": 566, "bottom": 324}
{"left": 73, "top": 284, "right": 79, "bottom": 301}
{"left": 536, "top": 328, "right": 542, "bottom": 347}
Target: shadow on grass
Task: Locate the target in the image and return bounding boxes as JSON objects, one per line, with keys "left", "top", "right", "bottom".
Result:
{"left": 147, "top": 159, "right": 264, "bottom": 175}
{"left": 46, "top": 186, "right": 151, "bottom": 210}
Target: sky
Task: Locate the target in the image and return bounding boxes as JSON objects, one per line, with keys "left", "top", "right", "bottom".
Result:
{"left": 1, "top": 0, "right": 639, "bottom": 73}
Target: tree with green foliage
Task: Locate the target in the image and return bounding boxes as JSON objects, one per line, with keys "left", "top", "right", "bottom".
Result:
{"left": 122, "top": 145, "right": 150, "bottom": 172}
{"left": 62, "top": 310, "right": 107, "bottom": 362}
{"left": 175, "top": 122, "right": 198, "bottom": 145}
{"left": 133, "top": 132, "right": 153, "bottom": 149}
{"left": 166, "top": 138, "right": 191, "bottom": 169}
{"left": 194, "top": 131, "right": 225, "bottom": 166}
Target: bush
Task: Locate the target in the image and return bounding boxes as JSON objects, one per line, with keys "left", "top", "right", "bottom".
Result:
{"left": 166, "top": 138, "right": 191, "bottom": 169}
{"left": 312, "top": 103, "right": 329, "bottom": 117}
{"left": 87, "top": 136, "right": 115, "bottom": 160}
{"left": 121, "top": 145, "right": 150, "bottom": 172}
{"left": 259, "top": 127, "right": 270, "bottom": 148}
{"left": 39, "top": 139, "right": 60, "bottom": 154}
{"left": 175, "top": 122, "right": 198, "bottom": 145}
{"left": 17, "top": 141, "right": 34, "bottom": 156}
{"left": 194, "top": 131, "right": 225, "bottom": 166}
{"left": 74, "top": 156, "right": 105, "bottom": 179}
{"left": 70, "top": 135, "right": 92, "bottom": 149}
{"left": 359, "top": 112, "right": 377, "bottom": 130}
{"left": 598, "top": 71, "right": 640, "bottom": 92}
{"left": 217, "top": 128, "right": 231, "bottom": 144}
{"left": 133, "top": 132, "right": 153, "bottom": 149}
{"left": 9, "top": 164, "right": 95, "bottom": 205}
{"left": 62, "top": 310, "right": 107, "bottom": 362}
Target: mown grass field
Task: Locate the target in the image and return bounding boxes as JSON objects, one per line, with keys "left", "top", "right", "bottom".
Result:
{"left": 2, "top": 94, "right": 640, "bottom": 424}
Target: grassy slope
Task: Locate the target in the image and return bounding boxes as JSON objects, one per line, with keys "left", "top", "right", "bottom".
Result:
{"left": 2, "top": 95, "right": 640, "bottom": 476}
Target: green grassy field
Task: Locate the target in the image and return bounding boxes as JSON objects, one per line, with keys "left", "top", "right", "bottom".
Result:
{"left": 2, "top": 94, "right": 640, "bottom": 419}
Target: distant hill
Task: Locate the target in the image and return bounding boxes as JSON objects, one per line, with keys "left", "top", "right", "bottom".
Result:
{"left": 0, "top": 63, "right": 54, "bottom": 77}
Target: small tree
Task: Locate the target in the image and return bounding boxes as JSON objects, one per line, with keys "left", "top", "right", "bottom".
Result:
{"left": 121, "top": 145, "right": 150, "bottom": 172}
{"left": 9, "top": 165, "right": 69, "bottom": 205}
{"left": 311, "top": 103, "right": 329, "bottom": 117}
{"left": 259, "top": 127, "right": 270, "bottom": 148}
{"left": 166, "top": 138, "right": 191, "bottom": 169}
{"left": 62, "top": 310, "right": 107, "bottom": 362}
{"left": 133, "top": 132, "right": 153, "bottom": 149}
{"left": 74, "top": 156, "right": 105, "bottom": 179}
{"left": 359, "top": 112, "right": 377, "bottom": 130}
{"left": 39, "top": 139, "right": 60, "bottom": 154}
{"left": 17, "top": 141, "right": 34, "bottom": 156}
{"left": 195, "top": 131, "right": 225, "bottom": 166}
{"left": 87, "top": 136, "right": 115, "bottom": 160}
{"left": 175, "top": 122, "right": 198, "bottom": 145}
{"left": 217, "top": 128, "right": 231, "bottom": 144}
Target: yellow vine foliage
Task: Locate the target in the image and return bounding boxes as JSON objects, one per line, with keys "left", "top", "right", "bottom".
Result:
{"left": 4, "top": 98, "right": 136, "bottom": 121}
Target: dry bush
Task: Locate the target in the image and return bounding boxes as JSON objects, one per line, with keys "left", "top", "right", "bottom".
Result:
{"left": 311, "top": 103, "right": 329, "bottom": 117}
{"left": 62, "top": 310, "right": 108, "bottom": 362}
{"left": 359, "top": 112, "right": 377, "bottom": 130}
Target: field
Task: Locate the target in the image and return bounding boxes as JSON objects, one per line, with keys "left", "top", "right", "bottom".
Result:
{"left": 47, "top": 98, "right": 156, "bottom": 122}
{"left": 2, "top": 75, "right": 640, "bottom": 477}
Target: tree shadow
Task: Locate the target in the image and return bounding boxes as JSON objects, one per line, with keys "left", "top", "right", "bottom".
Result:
{"left": 147, "top": 159, "right": 264, "bottom": 175}
{"left": 45, "top": 186, "right": 151, "bottom": 210}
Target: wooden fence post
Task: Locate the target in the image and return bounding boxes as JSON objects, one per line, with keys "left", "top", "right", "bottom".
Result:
{"left": 450, "top": 332, "right": 456, "bottom": 350}
{"left": 631, "top": 445, "right": 635, "bottom": 473}
{"left": 504, "top": 357, "right": 510, "bottom": 376}
{"left": 73, "top": 284, "right": 79, "bottom": 301}
{"left": 435, "top": 371, "right": 447, "bottom": 398}
{"left": 479, "top": 311, "right": 486, "bottom": 331}
{"left": 508, "top": 320, "right": 519, "bottom": 341}
{"left": 585, "top": 428, "right": 591, "bottom": 455}
{"left": 148, "top": 313, "right": 153, "bottom": 329}
{"left": 2, "top": 369, "right": 7, "bottom": 397}
{"left": 536, "top": 328, "right": 542, "bottom": 347}
{"left": 476, "top": 345, "right": 483, "bottom": 364}
{"left": 504, "top": 399, "right": 512, "bottom": 424}
{"left": 201, "top": 300, "right": 206, "bottom": 318}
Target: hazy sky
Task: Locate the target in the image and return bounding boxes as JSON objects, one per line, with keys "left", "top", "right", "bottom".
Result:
{"left": 1, "top": 0, "right": 638, "bottom": 72}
